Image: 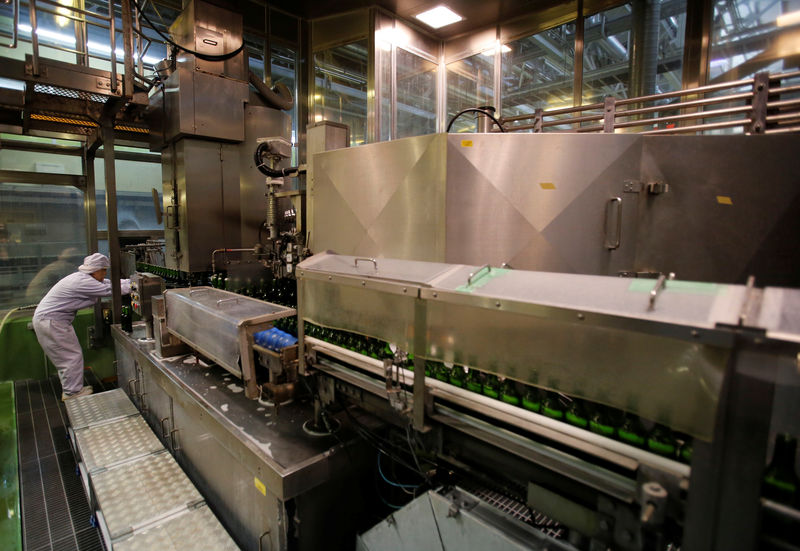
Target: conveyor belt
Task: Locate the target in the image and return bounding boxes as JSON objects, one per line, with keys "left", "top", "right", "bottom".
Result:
{"left": 15, "top": 373, "right": 111, "bottom": 551}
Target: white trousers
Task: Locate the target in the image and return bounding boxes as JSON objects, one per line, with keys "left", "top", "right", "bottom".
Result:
{"left": 33, "top": 318, "right": 85, "bottom": 394}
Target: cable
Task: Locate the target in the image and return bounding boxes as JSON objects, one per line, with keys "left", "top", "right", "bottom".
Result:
{"left": 254, "top": 142, "right": 306, "bottom": 178}
{"left": 377, "top": 452, "right": 421, "bottom": 489}
{"left": 446, "top": 107, "right": 506, "bottom": 133}
{"left": 132, "top": 0, "right": 244, "bottom": 62}
{"left": 0, "top": 304, "right": 38, "bottom": 337}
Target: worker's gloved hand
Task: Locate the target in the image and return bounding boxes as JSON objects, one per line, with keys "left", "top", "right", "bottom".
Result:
{"left": 121, "top": 279, "right": 131, "bottom": 295}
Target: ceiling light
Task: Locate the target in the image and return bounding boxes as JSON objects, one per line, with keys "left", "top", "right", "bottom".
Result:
{"left": 481, "top": 41, "right": 511, "bottom": 57}
{"left": 415, "top": 6, "right": 463, "bottom": 29}
{"left": 777, "top": 10, "right": 800, "bottom": 27}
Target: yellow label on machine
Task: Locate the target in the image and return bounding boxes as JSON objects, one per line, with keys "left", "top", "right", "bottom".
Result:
{"left": 540, "top": 182, "right": 556, "bottom": 190}
{"left": 716, "top": 195, "right": 733, "bottom": 205}
{"left": 461, "top": 140, "right": 473, "bottom": 147}
{"left": 254, "top": 477, "right": 267, "bottom": 496}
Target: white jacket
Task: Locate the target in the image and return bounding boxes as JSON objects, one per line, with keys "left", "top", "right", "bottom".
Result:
{"left": 33, "top": 272, "right": 131, "bottom": 323}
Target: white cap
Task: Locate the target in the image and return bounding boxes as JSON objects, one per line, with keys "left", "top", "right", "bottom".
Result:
{"left": 78, "top": 253, "right": 110, "bottom": 274}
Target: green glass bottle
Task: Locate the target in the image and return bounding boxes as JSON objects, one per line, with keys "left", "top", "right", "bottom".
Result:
{"left": 588, "top": 405, "right": 617, "bottom": 438}
{"left": 647, "top": 424, "right": 678, "bottom": 457}
{"left": 763, "top": 434, "right": 799, "bottom": 505}
{"left": 465, "top": 369, "right": 482, "bottom": 393}
{"left": 679, "top": 439, "right": 693, "bottom": 464}
{"left": 565, "top": 398, "right": 589, "bottom": 429}
{"left": 434, "top": 362, "right": 450, "bottom": 383}
{"left": 449, "top": 365, "right": 466, "bottom": 388}
{"left": 618, "top": 414, "right": 647, "bottom": 448}
{"left": 540, "top": 392, "right": 565, "bottom": 420}
{"left": 500, "top": 379, "right": 521, "bottom": 406}
{"left": 521, "top": 387, "right": 541, "bottom": 412}
{"left": 482, "top": 375, "right": 500, "bottom": 399}
{"left": 120, "top": 305, "right": 133, "bottom": 333}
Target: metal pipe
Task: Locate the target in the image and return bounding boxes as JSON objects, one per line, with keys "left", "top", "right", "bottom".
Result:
{"left": 642, "top": 118, "right": 748, "bottom": 135}
{"left": 614, "top": 105, "right": 752, "bottom": 129}
{"left": 767, "top": 97, "right": 800, "bottom": 109}
{"left": 29, "top": 0, "right": 40, "bottom": 76}
{"left": 120, "top": 0, "right": 134, "bottom": 98}
{"left": 765, "top": 125, "right": 800, "bottom": 134}
{"left": 770, "top": 84, "right": 800, "bottom": 95}
{"left": 766, "top": 112, "right": 800, "bottom": 123}
{"left": 501, "top": 101, "right": 605, "bottom": 123}
{"left": 36, "top": 0, "right": 113, "bottom": 19}
{"left": 615, "top": 92, "right": 752, "bottom": 117}
{"left": 4, "top": 0, "right": 18, "bottom": 49}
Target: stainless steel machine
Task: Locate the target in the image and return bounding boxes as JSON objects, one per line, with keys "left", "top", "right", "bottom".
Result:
{"left": 295, "top": 252, "right": 800, "bottom": 551}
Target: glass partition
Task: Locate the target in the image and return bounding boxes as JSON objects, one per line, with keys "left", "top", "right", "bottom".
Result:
{"left": 583, "top": 4, "right": 633, "bottom": 104}
{"left": 502, "top": 22, "right": 576, "bottom": 120}
{"left": 0, "top": 183, "right": 87, "bottom": 309}
{"left": 314, "top": 40, "right": 369, "bottom": 146}
{"left": 655, "top": 0, "right": 687, "bottom": 94}
{"left": 710, "top": 0, "right": 800, "bottom": 82}
{"left": 447, "top": 52, "right": 494, "bottom": 133}
{"left": 396, "top": 48, "right": 437, "bottom": 138}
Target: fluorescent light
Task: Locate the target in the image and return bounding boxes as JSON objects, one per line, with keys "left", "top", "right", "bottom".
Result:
{"left": 415, "top": 5, "right": 463, "bottom": 29}
{"left": 777, "top": 10, "right": 800, "bottom": 27}
{"left": 375, "top": 28, "right": 408, "bottom": 51}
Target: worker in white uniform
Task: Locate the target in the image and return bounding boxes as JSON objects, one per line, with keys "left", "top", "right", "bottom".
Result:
{"left": 32, "top": 253, "right": 131, "bottom": 400}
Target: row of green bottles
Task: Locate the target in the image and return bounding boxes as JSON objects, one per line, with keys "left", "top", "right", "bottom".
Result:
{"left": 763, "top": 434, "right": 799, "bottom": 506}
{"left": 295, "top": 322, "right": 695, "bottom": 464}
{"left": 209, "top": 273, "right": 298, "bottom": 307}
{"left": 304, "top": 323, "right": 390, "bottom": 360}
{"left": 136, "top": 263, "right": 206, "bottom": 286}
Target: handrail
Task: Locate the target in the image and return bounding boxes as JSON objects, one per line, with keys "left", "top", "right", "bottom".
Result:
{"left": 1, "top": 0, "right": 19, "bottom": 48}
{"left": 499, "top": 69, "right": 800, "bottom": 136}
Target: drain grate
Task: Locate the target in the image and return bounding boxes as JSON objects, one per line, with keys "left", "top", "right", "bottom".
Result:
{"left": 16, "top": 372, "right": 114, "bottom": 551}
{"left": 460, "top": 484, "right": 565, "bottom": 539}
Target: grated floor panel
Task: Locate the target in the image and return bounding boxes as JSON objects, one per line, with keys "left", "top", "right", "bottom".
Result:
{"left": 16, "top": 371, "right": 114, "bottom": 551}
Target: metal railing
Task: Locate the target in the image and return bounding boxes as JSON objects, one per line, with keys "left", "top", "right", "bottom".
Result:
{"left": 6, "top": 0, "right": 166, "bottom": 95}
{"left": 498, "top": 70, "right": 800, "bottom": 135}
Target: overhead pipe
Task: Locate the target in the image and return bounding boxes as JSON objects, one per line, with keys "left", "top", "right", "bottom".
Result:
{"left": 248, "top": 71, "right": 294, "bottom": 111}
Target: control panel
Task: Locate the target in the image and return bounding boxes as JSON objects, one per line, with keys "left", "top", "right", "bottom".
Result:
{"left": 130, "top": 272, "right": 165, "bottom": 321}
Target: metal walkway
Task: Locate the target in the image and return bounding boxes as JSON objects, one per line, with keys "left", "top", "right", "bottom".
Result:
{"left": 15, "top": 372, "right": 112, "bottom": 551}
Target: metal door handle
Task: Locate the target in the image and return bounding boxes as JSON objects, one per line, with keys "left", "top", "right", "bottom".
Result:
{"left": 160, "top": 417, "right": 170, "bottom": 438}
{"left": 354, "top": 257, "right": 377, "bottom": 270}
{"left": 165, "top": 205, "right": 176, "bottom": 229}
{"left": 170, "top": 428, "right": 181, "bottom": 450}
{"left": 189, "top": 288, "right": 209, "bottom": 296}
{"left": 127, "top": 379, "right": 137, "bottom": 396}
{"left": 604, "top": 197, "right": 622, "bottom": 250}
{"left": 216, "top": 297, "right": 239, "bottom": 307}
{"left": 467, "top": 264, "right": 491, "bottom": 286}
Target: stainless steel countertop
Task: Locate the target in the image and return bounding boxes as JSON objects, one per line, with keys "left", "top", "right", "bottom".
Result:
{"left": 112, "top": 323, "right": 361, "bottom": 499}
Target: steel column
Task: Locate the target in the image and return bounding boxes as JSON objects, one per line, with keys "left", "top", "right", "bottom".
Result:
{"left": 101, "top": 120, "right": 122, "bottom": 323}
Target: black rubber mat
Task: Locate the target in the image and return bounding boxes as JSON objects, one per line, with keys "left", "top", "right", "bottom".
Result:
{"left": 16, "top": 371, "right": 114, "bottom": 551}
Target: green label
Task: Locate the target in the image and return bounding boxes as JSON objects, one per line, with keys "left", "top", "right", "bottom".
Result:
{"left": 764, "top": 475, "right": 797, "bottom": 493}
{"left": 501, "top": 395, "right": 520, "bottom": 406}
{"left": 589, "top": 421, "right": 615, "bottom": 436}
{"left": 619, "top": 429, "right": 645, "bottom": 446}
{"left": 542, "top": 407, "right": 564, "bottom": 420}
{"left": 648, "top": 439, "right": 676, "bottom": 456}
{"left": 522, "top": 399, "right": 541, "bottom": 412}
{"left": 628, "top": 279, "right": 727, "bottom": 296}
{"left": 565, "top": 412, "right": 588, "bottom": 428}
{"left": 456, "top": 268, "right": 510, "bottom": 293}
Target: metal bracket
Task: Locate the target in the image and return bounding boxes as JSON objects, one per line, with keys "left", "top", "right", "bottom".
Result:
{"left": 446, "top": 489, "right": 478, "bottom": 518}
{"left": 648, "top": 272, "right": 675, "bottom": 311}
{"left": 623, "top": 180, "right": 643, "bottom": 193}
{"left": 646, "top": 181, "right": 669, "bottom": 195}
{"left": 467, "top": 264, "right": 491, "bottom": 286}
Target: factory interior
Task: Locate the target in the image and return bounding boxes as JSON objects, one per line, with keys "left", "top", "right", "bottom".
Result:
{"left": 0, "top": 0, "right": 799, "bottom": 549}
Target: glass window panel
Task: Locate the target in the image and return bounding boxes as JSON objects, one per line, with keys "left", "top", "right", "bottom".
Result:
{"left": 655, "top": 0, "right": 687, "bottom": 94}
{"left": 447, "top": 52, "right": 494, "bottom": 133}
{"left": 396, "top": 48, "right": 437, "bottom": 139}
{"left": 0, "top": 183, "right": 87, "bottom": 309}
{"left": 502, "top": 22, "right": 576, "bottom": 121}
{"left": 271, "top": 44, "right": 298, "bottom": 162}
{"left": 710, "top": 0, "right": 800, "bottom": 82}
{"left": 583, "top": 5, "right": 633, "bottom": 104}
{"left": 378, "top": 44, "right": 392, "bottom": 142}
{"left": 94, "top": 158, "right": 163, "bottom": 231}
{"left": 314, "top": 40, "right": 369, "bottom": 146}
{"left": 246, "top": 34, "right": 266, "bottom": 82}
